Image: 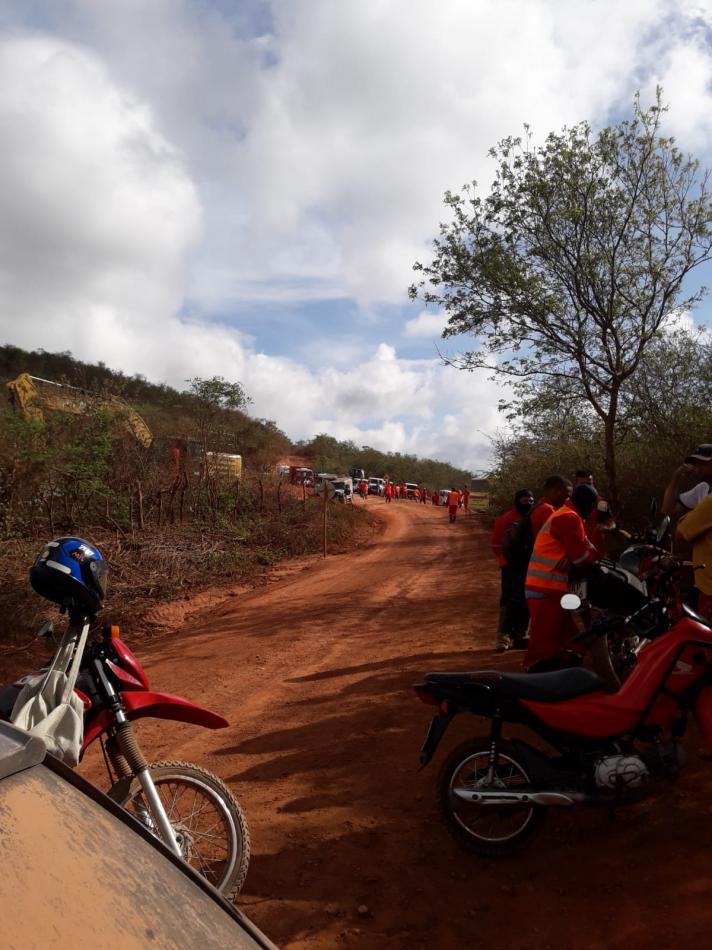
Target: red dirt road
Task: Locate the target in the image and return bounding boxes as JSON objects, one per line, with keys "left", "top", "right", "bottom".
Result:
{"left": 85, "top": 501, "right": 712, "bottom": 949}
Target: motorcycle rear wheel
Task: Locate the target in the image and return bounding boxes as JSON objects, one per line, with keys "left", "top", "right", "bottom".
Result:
{"left": 114, "top": 760, "right": 250, "bottom": 900}
{"left": 437, "top": 737, "right": 547, "bottom": 857}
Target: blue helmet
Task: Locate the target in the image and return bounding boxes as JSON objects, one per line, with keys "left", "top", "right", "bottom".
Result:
{"left": 30, "top": 537, "right": 107, "bottom": 613}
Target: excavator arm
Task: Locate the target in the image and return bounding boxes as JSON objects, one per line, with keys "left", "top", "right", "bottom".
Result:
{"left": 6, "top": 373, "right": 153, "bottom": 448}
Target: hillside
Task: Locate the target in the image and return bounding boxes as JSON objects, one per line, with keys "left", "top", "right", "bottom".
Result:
{"left": 0, "top": 344, "right": 474, "bottom": 647}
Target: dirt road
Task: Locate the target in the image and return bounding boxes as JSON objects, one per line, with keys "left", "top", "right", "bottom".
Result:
{"left": 86, "top": 500, "right": 712, "bottom": 949}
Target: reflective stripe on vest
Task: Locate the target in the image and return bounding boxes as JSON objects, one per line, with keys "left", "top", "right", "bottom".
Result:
{"left": 525, "top": 512, "right": 572, "bottom": 593}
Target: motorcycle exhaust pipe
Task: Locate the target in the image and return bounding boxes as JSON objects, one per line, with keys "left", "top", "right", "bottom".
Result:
{"left": 452, "top": 788, "right": 590, "bottom": 807}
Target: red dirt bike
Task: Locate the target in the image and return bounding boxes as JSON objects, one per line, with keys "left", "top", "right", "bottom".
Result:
{"left": 0, "top": 614, "right": 249, "bottom": 899}
{"left": 415, "top": 603, "right": 712, "bottom": 856}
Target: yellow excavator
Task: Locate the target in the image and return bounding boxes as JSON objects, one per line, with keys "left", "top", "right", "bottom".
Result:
{"left": 6, "top": 373, "right": 153, "bottom": 448}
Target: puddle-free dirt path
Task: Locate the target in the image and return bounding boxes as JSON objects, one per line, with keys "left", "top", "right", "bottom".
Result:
{"left": 86, "top": 499, "right": 712, "bottom": 949}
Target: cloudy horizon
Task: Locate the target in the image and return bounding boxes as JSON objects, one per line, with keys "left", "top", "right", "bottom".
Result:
{"left": 2, "top": 0, "right": 712, "bottom": 473}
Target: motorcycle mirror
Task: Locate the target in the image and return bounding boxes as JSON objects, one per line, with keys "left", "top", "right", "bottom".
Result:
{"left": 37, "top": 620, "right": 54, "bottom": 639}
{"left": 656, "top": 515, "right": 671, "bottom": 544}
{"left": 560, "top": 593, "right": 582, "bottom": 611}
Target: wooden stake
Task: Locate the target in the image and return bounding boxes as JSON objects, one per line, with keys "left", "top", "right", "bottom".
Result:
{"left": 322, "top": 480, "right": 328, "bottom": 558}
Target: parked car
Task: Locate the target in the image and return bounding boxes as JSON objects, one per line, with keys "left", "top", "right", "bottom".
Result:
{"left": 0, "top": 721, "right": 276, "bottom": 949}
{"left": 330, "top": 478, "right": 353, "bottom": 503}
{"left": 439, "top": 489, "right": 452, "bottom": 506}
{"left": 368, "top": 477, "right": 385, "bottom": 496}
{"left": 405, "top": 482, "right": 419, "bottom": 499}
{"left": 314, "top": 473, "right": 339, "bottom": 496}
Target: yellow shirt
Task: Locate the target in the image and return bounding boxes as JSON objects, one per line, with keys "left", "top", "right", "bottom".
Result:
{"left": 678, "top": 494, "right": 712, "bottom": 594}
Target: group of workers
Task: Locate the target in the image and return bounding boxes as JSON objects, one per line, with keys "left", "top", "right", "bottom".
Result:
{"left": 490, "top": 445, "right": 712, "bottom": 673}
{"left": 362, "top": 480, "right": 472, "bottom": 516}
{"left": 490, "top": 469, "right": 614, "bottom": 670}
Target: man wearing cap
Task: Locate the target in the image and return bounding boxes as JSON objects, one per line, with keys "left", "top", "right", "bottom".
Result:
{"left": 662, "top": 445, "right": 712, "bottom": 516}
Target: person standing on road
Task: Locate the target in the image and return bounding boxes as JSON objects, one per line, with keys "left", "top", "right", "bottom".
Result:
{"left": 432, "top": 489, "right": 439, "bottom": 506}
{"left": 676, "top": 485, "right": 712, "bottom": 622}
{"left": 530, "top": 475, "right": 573, "bottom": 538}
{"left": 491, "top": 489, "right": 534, "bottom": 652}
{"left": 662, "top": 445, "right": 712, "bottom": 517}
{"left": 524, "top": 485, "right": 598, "bottom": 671}
{"left": 421, "top": 486, "right": 428, "bottom": 504}
{"left": 462, "top": 486, "right": 471, "bottom": 513}
{"left": 384, "top": 482, "right": 393, "bottom": 504}
{"left": 359, "top": 479, "right": 369, "bottom": 501}
{"left": 573, "top": 469, "right": 614, "bottom": 557}
{"left": 447, "top": 488, "right": 461, "bottom": 523}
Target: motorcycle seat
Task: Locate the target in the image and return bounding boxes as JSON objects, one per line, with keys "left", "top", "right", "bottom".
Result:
{"left": 425, "top": 668, "right": 606, "bottom": 701}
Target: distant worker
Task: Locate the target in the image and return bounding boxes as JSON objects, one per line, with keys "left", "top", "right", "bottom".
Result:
{"left": 384, "top": 482, "right": 393, "bottom": 504}
{"left": 414, "top": 488, "right": 421, "bottom": 502}
{"left": 491, "top": 489, "right": 534, "bottom": 652}
{"left": 530, "top": 475, "right": 573, "bottom": 537}
{"left": 358, "top": 479, "right": 369, "bottom": 500}
{"left": 447, "top": 488, "right": 461, "bottom": 523}
{"left": 462, "top": 486, "right": 471, "bottom": 512}
{"left": 432, "top": 489, "right": 439, "bottom": 506}
{"left": 421, "top": 486, "right": 428, "bottom": 504}
{"left": 524, "top": 485, "right": 598, "bottom": 671}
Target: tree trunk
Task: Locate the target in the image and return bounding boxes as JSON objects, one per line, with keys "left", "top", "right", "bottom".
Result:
{"left": 603, "top": 396, "right": 619, "bottom": 512}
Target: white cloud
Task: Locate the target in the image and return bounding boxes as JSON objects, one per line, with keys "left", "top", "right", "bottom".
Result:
{"left": 404, "top": 311, "right": 448, "bottom": 339}
{"left": 0, "top": 33, "right": 201, "bottom": 353}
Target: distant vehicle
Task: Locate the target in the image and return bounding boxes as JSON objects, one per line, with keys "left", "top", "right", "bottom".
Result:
{"left": 290, "top": 466, "right": 314, "bottom": 485}
{"left": 0, "top": 721, "right": 276, "bottom": 949}
{"left": 405, "top": 482, "right": 418, "bottom": 499}
{"left": 350, "top": 468, "right": 366, "bottom": 482}
{"left": 314, "top": 473, "right": 339, "bottom": 495}
{"left": 330, "top": 478, "right": 353, "bottom": 503}
{"left": 439, "top": 489, "right": 452, "bottom": 506}
{"left": 368, "top": 477, "right": 385, "bottom": 496}
{"left": 276, "top": 463, "right": 291, "bottom": 478}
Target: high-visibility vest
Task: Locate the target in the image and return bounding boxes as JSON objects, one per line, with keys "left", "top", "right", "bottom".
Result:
{"left": 526, "top": 510, "right": 573, "bottom": 593}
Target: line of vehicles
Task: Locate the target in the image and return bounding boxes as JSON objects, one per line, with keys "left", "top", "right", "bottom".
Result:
{"left": 280, "top": 464, "right": 454, "bottom": 504}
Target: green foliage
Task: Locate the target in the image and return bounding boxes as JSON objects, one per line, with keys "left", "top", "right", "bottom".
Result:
{"left": 411, "top": 89, "right": 712, "bottom": 504}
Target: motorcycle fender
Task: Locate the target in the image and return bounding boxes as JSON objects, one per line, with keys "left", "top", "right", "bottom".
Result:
{"left": 82, "top": 692, "right": 229, "bottom": 753}
{"left": 419, "top": 712, "right": 454, "bottom": 770}
{"left": 694, "top": 686, "right": 712, "bottom": 752}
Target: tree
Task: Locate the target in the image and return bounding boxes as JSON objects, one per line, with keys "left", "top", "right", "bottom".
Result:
{"left": 410, "top": 91, "right": 712, "bottom": 507}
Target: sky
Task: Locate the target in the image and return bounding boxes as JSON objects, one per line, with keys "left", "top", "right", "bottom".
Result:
{"left": 1, "top": 1, "right": 712, "bottom": 473}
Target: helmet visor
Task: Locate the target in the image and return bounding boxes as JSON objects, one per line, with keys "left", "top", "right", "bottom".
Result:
{"left": 88, "top": 559, "right": 108, "bottom": 600}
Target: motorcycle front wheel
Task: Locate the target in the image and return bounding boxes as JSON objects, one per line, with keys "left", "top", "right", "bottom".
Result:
{"left": 437, "top": 737, "right": 547, "bottom": 857}
{"left": 114, "top": 760, "right": 250, "bottom": 900}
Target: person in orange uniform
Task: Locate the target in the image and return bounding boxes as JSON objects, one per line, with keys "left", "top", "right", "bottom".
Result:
{"left": 524, "top": 485, "right": 599, "bottom": 672}
{"left": 432, "top": 490, "right": 439, "bottom": 506}
{"left": 384, "top": 482, "right": 393, "bottom": 504}
{"left": 421, "top": 486, "right": 428, "bottom": 504}
{"left": 530, "top": 475, "right": 573, "bottom": 538}
{"left": 574, "top": 469, "right": 614, "bottom": 557}
{"left": 462, "top": 486, "right": 471, "bottom": 513}
{"left": 447, "top": 488, "right": 461, "bottom": 523}
{"left": 358, "top": 479, "right": 369, "bottom": 500}
{"left": 491, "top": 489, "right": 534, "bottom": 651}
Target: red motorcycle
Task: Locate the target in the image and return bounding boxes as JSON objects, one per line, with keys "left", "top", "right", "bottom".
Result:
{"left": 1, "top": 615, "right": 250, "bottom": 899}
{"left": 415, "top": 602, "right": 712, "bottom": 856}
